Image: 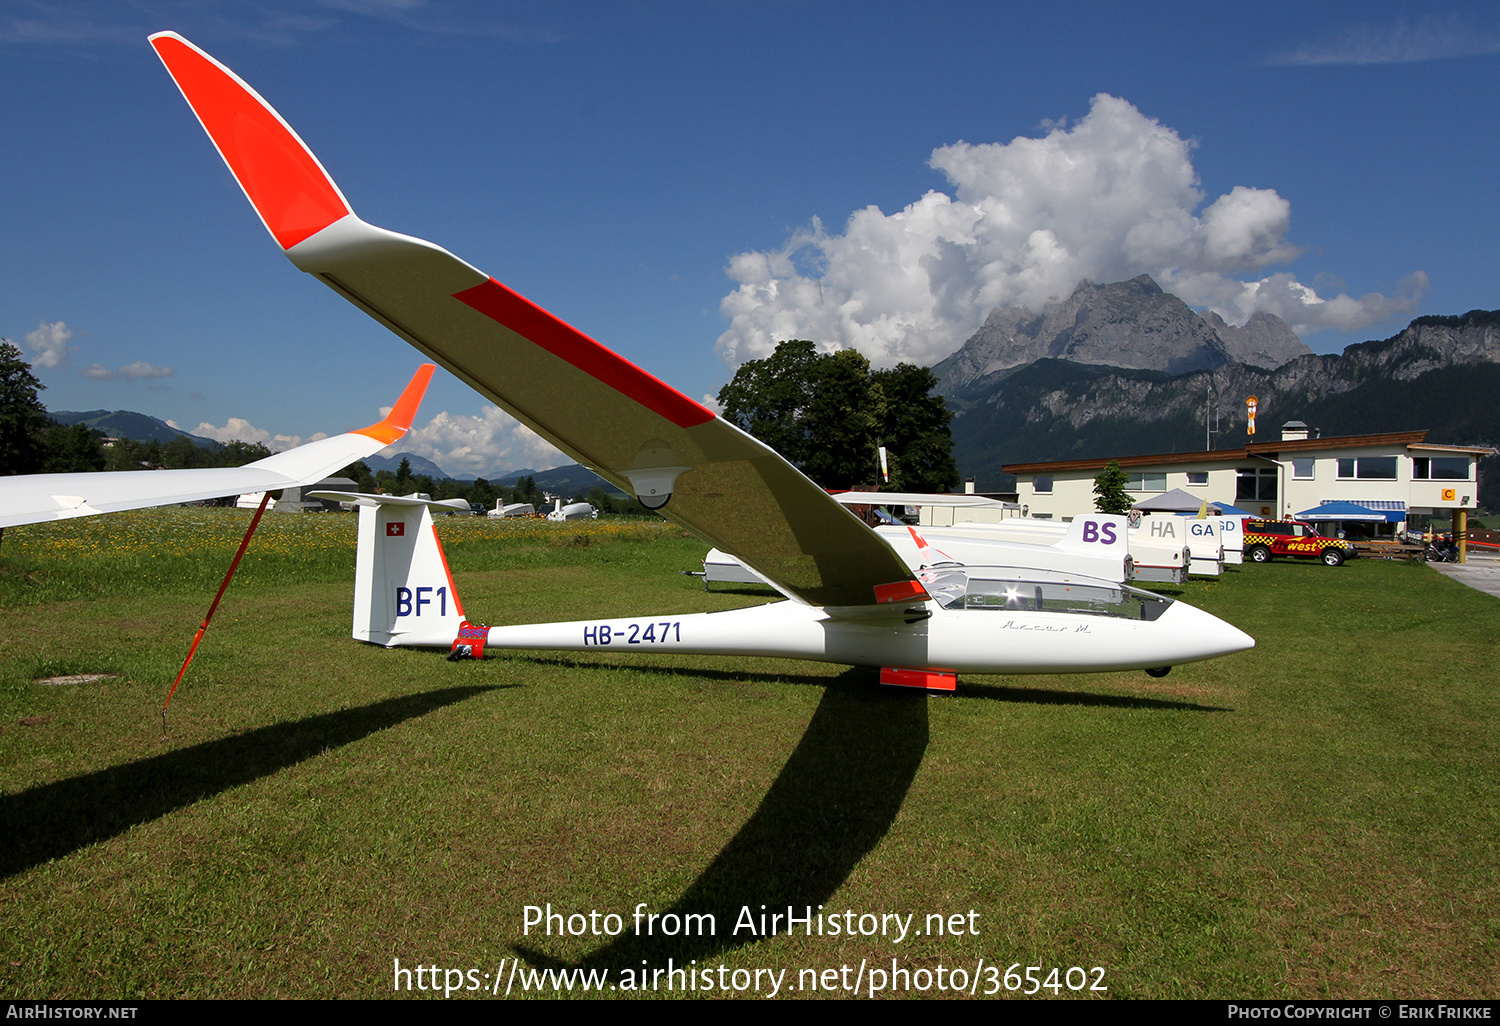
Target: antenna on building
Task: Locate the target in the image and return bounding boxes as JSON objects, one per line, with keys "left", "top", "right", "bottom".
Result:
{"left": 1205, "top": 375, "right": 1222, "bottom": 450}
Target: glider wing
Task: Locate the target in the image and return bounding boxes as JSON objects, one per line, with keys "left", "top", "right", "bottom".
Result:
{"left": 150, "top": 32, "right": 924, "bottom": 610}
{"left": 0, "top": 365, "right": 433, "bottom": 529}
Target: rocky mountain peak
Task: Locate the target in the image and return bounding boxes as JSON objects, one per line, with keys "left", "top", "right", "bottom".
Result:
{"left": 935, "top": 275, "right": 1307, "bottom": 396}
{"left": 1202, "top": 310, "right": 1312, "bottom": 370}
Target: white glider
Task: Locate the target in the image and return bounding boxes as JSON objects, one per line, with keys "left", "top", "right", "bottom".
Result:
{"left": 0, "top": 365, "right": 434, "bottom": 530}
{"left": 152, "top": 33, "right": 1253, "bottom": 688}
{"left": 318, "top": 492, "right": 1249, "bottom": 687}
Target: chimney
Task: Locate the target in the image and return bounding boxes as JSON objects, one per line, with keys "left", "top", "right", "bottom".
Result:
{"left": 965, "top": 478, "right": 975, "bottom": 494}
{"left": 1281, "top": 421, "right": 1310, "bottom": 441}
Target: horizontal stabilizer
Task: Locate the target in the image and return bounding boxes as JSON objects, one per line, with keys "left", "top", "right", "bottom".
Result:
{"left": 307, "top": 490, "right": 469, "bottom": 513}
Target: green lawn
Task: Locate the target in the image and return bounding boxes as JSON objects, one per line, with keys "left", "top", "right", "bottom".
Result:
{"left": 1, "top": 510, "right": 1496, "bottom": 999}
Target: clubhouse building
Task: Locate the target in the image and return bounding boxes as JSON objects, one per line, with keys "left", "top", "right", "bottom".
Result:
{"left": 1003, "top": 423, "right": 1491, "bottom": 526}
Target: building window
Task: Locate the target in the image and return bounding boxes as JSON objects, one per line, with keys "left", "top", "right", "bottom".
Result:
{"left": 1236, "top": 468, "right": 1277, "bottom": 502}
{"left": 1337, "top": 456, "right": 1398, "bottom": 480}
{"left": 1186, "top": 471, "right": 1208, "bottom": 486}
{"left": 1124, "top": 472, "right": 1167, "bottom": 492}
{"left": 1292, "top": 458, "right": 1315, "bottom": 480}
{"left": 1033, "top": 476, "right": 1053, "bottom": 494}
{"left": 1413, "top": 457, "right": 1470, "bottom": 480}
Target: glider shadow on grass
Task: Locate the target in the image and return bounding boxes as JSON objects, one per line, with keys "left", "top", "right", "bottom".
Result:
{"left": 0, "top": 685, "right": 497, "bottom": 880}
{"left": 958, "top": 683, "right": 1231, "bottom": 713}
{"left": 512, "top": 653, "right": 1231, "bottom": 713}
{"left": 511, "top": 658, "right": 1228, "bottom": 970}
{"left": 517, "top": 669, "right": 928, "bottom": 971}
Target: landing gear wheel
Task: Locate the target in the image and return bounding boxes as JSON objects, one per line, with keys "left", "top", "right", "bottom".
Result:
{"left": 1145, "top": 666, "right": 1171, "bottom": 678}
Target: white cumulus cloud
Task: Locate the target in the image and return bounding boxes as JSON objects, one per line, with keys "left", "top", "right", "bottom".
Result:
{"left": 717, "top": 93, "right": 1425, "bottom": 369}
{"left": 174, "top": 417, "right": 321, "bottom": 452}
{"left": 396, "top": 407, "right": 568, "bottom": 477}
{"left": 117, "top": 361, "right": 174, "bottom": 380}
{"left": 167, "top": 406, "right": 566, "bottom": 473}
{"left": 24, "top": 320, "right": 74, "bottom": 369}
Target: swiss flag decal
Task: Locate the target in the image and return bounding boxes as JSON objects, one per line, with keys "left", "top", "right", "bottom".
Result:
{"left": 386, "top": 522, "right": 405, "bottom": 537}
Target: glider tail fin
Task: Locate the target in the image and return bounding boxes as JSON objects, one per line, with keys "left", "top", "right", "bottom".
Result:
{"left": 309, "top": 492, "right": 472, "bottom": 648}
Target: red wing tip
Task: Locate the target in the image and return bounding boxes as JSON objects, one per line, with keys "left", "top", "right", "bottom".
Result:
{"left": 152, "top": 32, "right": 352, "bottom": 250}
{"left": 355, "top": 365, "right": 436, "bottom": 446}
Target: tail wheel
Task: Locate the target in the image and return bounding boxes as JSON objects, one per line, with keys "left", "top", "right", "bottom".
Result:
{"left": 1247, "top": 544, "right": 1272, "bottom": 563}
{"left": 1321, "top": 547, "right": 1345, "bottom": 567}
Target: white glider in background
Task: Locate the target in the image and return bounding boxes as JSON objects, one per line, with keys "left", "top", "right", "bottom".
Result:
{"left": 0, "top": 365, "right": 435, "bottom": 530}
{"left": 152, "top": 33, "right": 1253, "bottom": 687}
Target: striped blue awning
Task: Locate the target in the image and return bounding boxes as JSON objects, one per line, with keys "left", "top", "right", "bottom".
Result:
{"left": 1319, "top": 498, "right": 1406, "bottom": 522}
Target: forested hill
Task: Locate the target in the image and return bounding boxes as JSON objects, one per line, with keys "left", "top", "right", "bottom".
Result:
{"left": 50, "top": 409, "right": 220, "bottom": 449}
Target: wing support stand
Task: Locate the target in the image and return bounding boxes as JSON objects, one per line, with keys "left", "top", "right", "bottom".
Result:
{"left": 160, "top": 491, "right": 273, "bottom": 735}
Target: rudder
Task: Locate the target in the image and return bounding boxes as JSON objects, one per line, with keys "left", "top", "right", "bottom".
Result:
{"left": 310, "top": 491, "right": 470, "bottom": 647}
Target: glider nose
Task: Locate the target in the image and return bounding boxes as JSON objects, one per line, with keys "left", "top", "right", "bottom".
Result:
{"left": 1161, "top": 598, "right": 1256, "bottom": 664}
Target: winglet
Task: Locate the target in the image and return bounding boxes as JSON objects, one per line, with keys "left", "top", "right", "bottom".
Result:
{"left": 356, "top": 364, "right": 436, "bottom": 446}
{"left": 150, "top": 31, "right": 352, "bottom": 250}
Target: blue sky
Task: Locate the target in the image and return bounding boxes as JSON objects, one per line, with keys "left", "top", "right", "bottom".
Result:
{"left": 4, "top": 1, "right": 1497, "bottom": 476}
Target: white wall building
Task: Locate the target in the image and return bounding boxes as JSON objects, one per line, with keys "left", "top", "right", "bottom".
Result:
{"left": 1004, "top": 424, "right": 1491, "bottom": 524}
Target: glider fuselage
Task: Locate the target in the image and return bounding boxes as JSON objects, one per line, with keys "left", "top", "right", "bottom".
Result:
{"left": 478, "top": 590, "right": 1251, "bottom": 675}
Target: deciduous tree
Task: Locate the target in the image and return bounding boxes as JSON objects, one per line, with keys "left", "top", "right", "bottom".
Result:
{"left": 717, "top": 340, "right": 957, "bottom": 491}
{"left": 1093, "top": 459, "right": 1132, "bottom": 514}
{"left": 1, "top": 341, "right": 49, "bottom": 475}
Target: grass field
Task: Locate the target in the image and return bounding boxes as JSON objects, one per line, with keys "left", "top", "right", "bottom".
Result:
{"left": 1, "top": 509, "right": 1496, "bottom": 1000}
